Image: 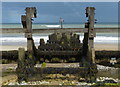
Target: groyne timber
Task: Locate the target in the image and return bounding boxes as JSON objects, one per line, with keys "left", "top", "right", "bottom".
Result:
{"left": 0, "top": 28, "right": 119, "bottom": 33}
{"left": 1, "top": 50, "right": 120, "bottom": 61}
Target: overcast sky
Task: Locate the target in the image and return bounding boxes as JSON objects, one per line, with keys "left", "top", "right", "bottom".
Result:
{"left": 2, "top": 2, "right": 118, "bottom": 23}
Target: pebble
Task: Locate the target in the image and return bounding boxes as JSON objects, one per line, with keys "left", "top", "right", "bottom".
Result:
{"left": 97, "top": 76, "right": 119, "bottom": 83}
{"left": 97, "top": 65, "right": 119, "bottom": 71}
{"left": 6, "top": 64, "right": 120, "bottom": 85}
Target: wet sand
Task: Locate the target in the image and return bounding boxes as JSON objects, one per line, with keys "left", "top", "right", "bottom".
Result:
{"left": 0, "top": 43, "right": 119, "bottom": 51}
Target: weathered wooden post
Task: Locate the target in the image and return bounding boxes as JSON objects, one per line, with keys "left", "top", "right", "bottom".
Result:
{"left": 18, "top": 48, "right": 25, "bottom": 61}
{"left": 21, "top": 7, "right": 37, "bottom": 65}
{"left": 82, "top": 7, "right": 96, "bottom": 64}
{"left": 17, "top": 48, "right": 26, "bottom": 82}
{"left": 87, "top": 7, "right": 96, "bottom": 64}
{"left": 17, "top": 7, "right": 37, "bottom": 82}
{"left": 81, "top": 7, "right": 97, "bottom": 82}
{"left": 24, "top": 7, "right": 37, "bottom": 55}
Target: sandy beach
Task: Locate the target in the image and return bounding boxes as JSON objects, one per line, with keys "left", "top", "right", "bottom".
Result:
{"left": 0, "top": 43, "right": 119, "bottom": 51}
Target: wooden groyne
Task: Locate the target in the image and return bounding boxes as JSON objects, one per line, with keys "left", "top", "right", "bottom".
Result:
{"left": 0, "top": 28, "right": 119, "bottom": 33}
{"left": 1, "top": 50, "right": 120, "bottom": 61}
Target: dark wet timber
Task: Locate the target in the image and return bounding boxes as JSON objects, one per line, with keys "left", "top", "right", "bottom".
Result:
{"left": 1, "top": 50, "right": 120, "bottom": 61}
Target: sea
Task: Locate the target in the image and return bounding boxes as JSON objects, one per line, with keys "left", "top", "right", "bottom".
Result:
{"left": 0, "top": 23, "right": 118, "bottom": 46}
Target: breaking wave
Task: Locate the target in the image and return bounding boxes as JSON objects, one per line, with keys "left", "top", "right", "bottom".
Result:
{"left": 41, "top": 25, "right": 60, "bottom": 28}
{"left": 1, "top": 35, "right": 118, "bottom": 46}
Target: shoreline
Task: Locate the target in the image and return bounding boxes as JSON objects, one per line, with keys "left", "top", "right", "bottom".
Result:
{"left": 0, "top": 43, "right": 119, "bottom": 51}
{"left": 0, "top": 28, "right": 119, "bottom": 33}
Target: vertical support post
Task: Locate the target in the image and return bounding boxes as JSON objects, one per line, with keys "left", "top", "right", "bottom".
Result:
{"left": 82, "top": 7, "right": 97, "bottom": 82}
{"left": 18, "top": 7, "right": 37, "bottom": 82}
{"left": 86, "top": 7, "right": 96, "bottom": 64}
{"left": 25, "top": 8, "right": 33, "bottom": 55}
{"left": 24, "top": 7, "right": 37, "bottom": 76}
{"left": 22, "top": 7, "right": 37, "bottom": 56}
{"left": 17, "top": 48, "right": 26, "bottom": 82}
{"left": 18, "top": 48, "right": 25, "bottom": 61}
